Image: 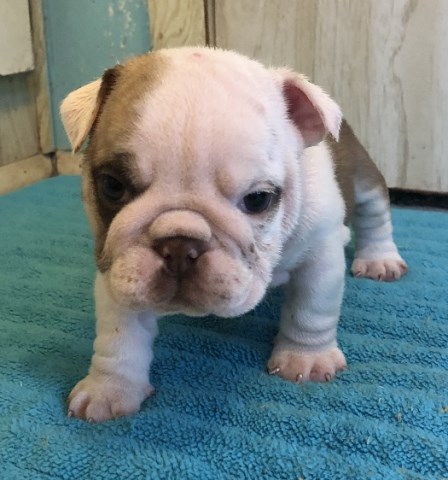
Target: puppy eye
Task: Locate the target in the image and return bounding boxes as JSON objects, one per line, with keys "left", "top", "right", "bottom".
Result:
{"left": 240, "top": 191, "right": 274, "bottom": 214}
{"left": 98, "top": 174, "right": 127, "bottom": 202}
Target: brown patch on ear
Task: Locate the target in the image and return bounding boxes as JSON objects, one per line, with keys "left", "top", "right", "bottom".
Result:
{"left": 86, "top": 52, "right": 169, "bottom": 169}
{"left": 90, "top": 66, "right": 122, "bottom": 136}
{"left": 60, "top": 65, "right": 122, "bottom": 152}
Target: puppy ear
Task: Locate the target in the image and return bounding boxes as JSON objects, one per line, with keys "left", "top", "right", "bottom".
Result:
{"left": 60, "top": 67, "right": 120, "bottom": 152}
{"left": 273, "top": 69, "right": 342, "bottom": 147}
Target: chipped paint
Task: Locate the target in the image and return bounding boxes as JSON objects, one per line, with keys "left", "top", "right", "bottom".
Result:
{"left": 42, "top": 0, "right": 151, "bottom": 149}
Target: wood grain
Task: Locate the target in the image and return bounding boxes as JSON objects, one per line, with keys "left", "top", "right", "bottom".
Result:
{"left": 0, "top": 0, "right": 51, "bottom": 168}
{"left": 29, "top": 0, "right": 54, "bottom": 153}
{"left": 148, "top": 0, "right": 206, "bottom": 49}
{"left": 56, "top": 151, "right": 82, "bottom": 176}
{"left": 0, "top": 74, "right": 40, "bottom": 166}
{"left": 213, "top": 0, "right": 447, "bottom": 192}
{"left": 0, "top": 154, "right": 52, "bottom": 194}
{"left": 215, "top": 0, "right": 317, "bottom": 74}
{"left": 0, "top": 0, "right": 34, "bottom": 75}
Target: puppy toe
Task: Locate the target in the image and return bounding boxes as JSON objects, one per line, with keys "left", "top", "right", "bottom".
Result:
{"left": 68, "top": 389, "right": 90, "bottom": 418}
{"left": 84, "top": 399, "right": 113, "bottom": 423}
{"left": 368, "top": 262, "right": 386, "bottom": 281}
{"left": 352, "top": 258, "right": 407, "bottom": 282}
{"left": 67, "top": 374, "right": 152, "bottom": 422}
{"left": 267, "top": 347, "right": 346, "bottom": 384}
{"left": 267, "top": 351, "right": 311, "bottom": 382}
{"left": 383, "top": 259, "right": 406, "bottom": 281}
{"left": 351, "top": 259, "right": 367, "bottom": 278}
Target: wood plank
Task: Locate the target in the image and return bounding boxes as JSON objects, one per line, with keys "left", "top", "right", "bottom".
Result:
{"left": 0, "top": 150, "right": 83, "bottom": 195}
{"left": 0, "top": 0, "right": 50, "bottom": 166}
{"left": 0, "top": 154, "right": 53, "bottom": 195}
{"left": 204, "top": 0, "right": 216, "bottom": 46}
{"left": 0, "top": 74, "right": 40, "bottom": 166}
{"left": 28, "top": 0, "right": 54, "bottom": 153}
{"left": 215, "top": 0, "right": 317, "bottom": 76}
{"left": 213, "top": 0, "right": 448, "bottom": 192}
{"left": 148, "top": 0, "right": 206, "bottom": 49}
{"left": 56, "top": 151, "right": 82, "bottom": 176}
{"left": 0, "top": 0, "right": 34, "bottom": 75}
{"left": 390, "top": 0, "right": 448, "bottom": 192}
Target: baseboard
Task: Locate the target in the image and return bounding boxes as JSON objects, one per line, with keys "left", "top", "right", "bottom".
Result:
{"left": 0, "top": 154, "right": 54, "bottom": 195}
{"left": 389, "top": 188, "right": 448, "bottom": 210}
{"left": 0, "top": 151, "right": 82, "bottom": 195}
{"left": 56, "top": 151, "right": 82, "bottom": 175}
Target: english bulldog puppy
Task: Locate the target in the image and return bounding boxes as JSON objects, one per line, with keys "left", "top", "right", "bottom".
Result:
{"left": 60, "top": 47, "right": 407, "bottom": 422}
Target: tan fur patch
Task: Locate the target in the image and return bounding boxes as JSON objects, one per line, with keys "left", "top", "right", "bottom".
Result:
{"left": 327, "top": 120, "right": 388, "bottom": 224}
{"left": 87, "top": 52, "right": 169, "bottom": 167}
{"left": 82, "top": 52, "right": 169, "bottom": 269}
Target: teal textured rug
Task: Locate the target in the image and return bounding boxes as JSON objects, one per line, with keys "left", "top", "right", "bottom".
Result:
{"left": 0, "top": 176, "right": 447, "bottom": 480}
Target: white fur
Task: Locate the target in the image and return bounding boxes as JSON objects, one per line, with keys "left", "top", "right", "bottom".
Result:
{"left": 274, "top": 143, "right": 350, "bottom": 273}
{"left": 353, "top": 185, "right": 401, "bottom": 259}
{"left": 351, "top": 184, "right": 407, "bottom": 281}
{"left": 271, "top": 68, "right": 342, "bottom": 142}
{"left": 68, "top": 273, "right": 158, "bottom": 421}
{"left": 268, "top": 142, "right": 349, "bottom": 376}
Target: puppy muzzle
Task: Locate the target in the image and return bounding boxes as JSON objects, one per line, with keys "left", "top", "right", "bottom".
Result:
{"left": 107, "top": 209, "right": 264, "bottom": 316}
{"left": 148, "top": 210, "right": 212, "bottom": 245}
{"left": 149, "top": 210, "right": 212, "bottom": 278}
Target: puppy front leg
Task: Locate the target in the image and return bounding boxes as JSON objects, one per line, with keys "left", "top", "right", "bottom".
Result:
{"left": 268, "top": 233, "right": 347, "bottom": 382}
{"left": 68, "top": 273, "right": 158, "bottom": 422}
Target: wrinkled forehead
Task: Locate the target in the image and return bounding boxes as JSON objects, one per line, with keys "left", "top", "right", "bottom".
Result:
{"left": 91, "top": 49, "right": 287, "bottom": 191}
{"left": 135, "top": 52, "right": 286, "bottom": 186}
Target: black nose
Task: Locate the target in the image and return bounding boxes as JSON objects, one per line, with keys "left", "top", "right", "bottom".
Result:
{"left": 153, "top": 236, "right": 208, "bottom": 276}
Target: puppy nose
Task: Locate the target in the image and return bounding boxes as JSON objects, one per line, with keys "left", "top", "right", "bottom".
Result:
{"left": 153, "top": 236, "right": 208, "bottom": 276}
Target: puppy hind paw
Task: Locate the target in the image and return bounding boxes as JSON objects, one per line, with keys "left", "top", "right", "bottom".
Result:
{"left": 267, "top": 347, "right": 346, "bottom": 383}
{"left": 351, "top": 257, "right": 407, "bottom": 282}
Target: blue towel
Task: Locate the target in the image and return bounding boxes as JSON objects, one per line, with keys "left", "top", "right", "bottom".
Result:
{"left": 0, "top": 176, "right": 447, "bottom": 480}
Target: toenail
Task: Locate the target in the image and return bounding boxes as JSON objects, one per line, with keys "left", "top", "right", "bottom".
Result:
{"left": 324, "top": 373, "right": 332, "bottom": 382}
{"left": 296, "top": 373, "right": 304, "bottom": 382}
{"left": 268, "top": 367, "right": 281, "bottom": 375}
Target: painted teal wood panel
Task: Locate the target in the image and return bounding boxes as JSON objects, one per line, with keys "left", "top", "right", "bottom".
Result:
{"left": 43, "top": 0, "right": 151, "bottom": 150}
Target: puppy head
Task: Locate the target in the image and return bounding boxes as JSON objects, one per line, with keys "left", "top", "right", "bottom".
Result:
{"left": 61, "top": 48, "right": 341, "bottom": 317}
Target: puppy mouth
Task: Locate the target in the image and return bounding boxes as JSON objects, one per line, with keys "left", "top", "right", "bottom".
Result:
{"left": 107, "top": 245, "right": 262, "bottom": 316}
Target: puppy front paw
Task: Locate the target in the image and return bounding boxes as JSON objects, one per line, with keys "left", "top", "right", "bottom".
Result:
{"left": 68, "top": 374, "right": 154, "bottom": 422}
{"left": 267, "top": 347, "right": 346, "bottom": 383}
{"left": 351, "top": 257, "right": 407, "bottom": 281}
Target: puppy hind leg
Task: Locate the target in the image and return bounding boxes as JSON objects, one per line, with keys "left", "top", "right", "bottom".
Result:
{"left": 352, "top": 176, "right": 407, "bottom": 281}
